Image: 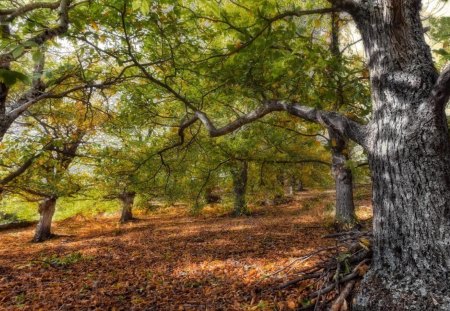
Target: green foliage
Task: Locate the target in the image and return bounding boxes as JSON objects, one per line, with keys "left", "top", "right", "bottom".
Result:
{"left": 0, "top": 0, "right": 376, "bottom": 219}
{"left": 35, "top": 252, "right": 93, "bottom": 268}
{"left": 430, "top": 16, "right": 450, "bottom": 64}
{"left": 0, "top": 69, "right": 29, "bottom": 86}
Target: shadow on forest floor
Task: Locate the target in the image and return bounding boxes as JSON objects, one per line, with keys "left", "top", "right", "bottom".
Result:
{"left": 0, "top": 189, "right": 372, "bottom": 310}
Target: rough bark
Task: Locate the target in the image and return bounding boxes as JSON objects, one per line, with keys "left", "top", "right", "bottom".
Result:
{"left": 329, "top": 11, "right": 357, "bottom": 230}
{"left": 119, "top": 191, "right": 136, "bottom": 223}
{"left": 169, "top": 2, "right": 450, "bottom": 308}
{"left": 231, "top": 161, "right": 248, "bottom": 216}
{"left": 329, "top": 129, "right": 357, "bottom": 229}
{"left": 32, "top": 197, "right": 57, "bottom": 242}
{"left": 344, "top": 1, "right": 450, "bottom": 309}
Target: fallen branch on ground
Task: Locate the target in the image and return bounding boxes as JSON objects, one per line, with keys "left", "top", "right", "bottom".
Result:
{"left": 267, "top": 230, "right": 373, "bottom": 310}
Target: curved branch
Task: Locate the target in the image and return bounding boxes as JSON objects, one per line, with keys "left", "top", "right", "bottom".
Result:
{"left": 0, "top": 0, "right": 70, "bottom": 63}
{"left": 180, "top": 101, "right": 367, "bottom": 148}
{"left": 1, "top": 1, "right": 61, "bottom": 21}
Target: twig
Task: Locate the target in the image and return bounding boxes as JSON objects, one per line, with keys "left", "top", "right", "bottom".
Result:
{"left": 330, "top": 280, "right": 356, "bottom": 311}
{"left": 264, "top": 246, "right": 337, "bottom": 279}
{"left": 309, "top": 259, "right": 369, "bottom": 298}
{"left": 275, "top": 272, "right": 322, "bottom": 289}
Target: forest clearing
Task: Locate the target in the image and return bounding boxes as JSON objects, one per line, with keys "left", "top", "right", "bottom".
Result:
{"left": 0, "top": 190, "right": 372, "bottom": 310}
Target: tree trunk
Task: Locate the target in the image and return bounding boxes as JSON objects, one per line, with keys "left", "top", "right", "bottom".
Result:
{"left": 32, "top": 197, "right": 57, "bottom": 242}
{"left": 329, "top": 11, "right": 357, "bottom": 230}
{"left": 329, "top": 129, "right": 357, "bottom": 229}
{"left": 119, "top": 191, "right": 136, "bottom": 223}
{"left": 347, "top": 1, "right": 450, "bottom": 309}
{"left": 231, "top": 160, "right": 248, "bottom": 216}
{"left": 204, "top": 187, "right": 221, "bottom": 203}
{"left": 295, "top": 179, "right": 304, "bottom": 192}
{"left": 286, "top": 175, "right": 294, "bottom": 196}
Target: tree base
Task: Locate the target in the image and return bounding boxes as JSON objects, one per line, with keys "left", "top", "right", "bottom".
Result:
{"left": 333, "top": 220, "right": 361, "bottom": 232}
{"left": 32, "top": 232, "right": 54, "bottom": 243}
{"left": 119, "top": 216, "right": 134, "bottom": 224}
{"left": 353, "top": 271, "right": 450, "bottom": 311}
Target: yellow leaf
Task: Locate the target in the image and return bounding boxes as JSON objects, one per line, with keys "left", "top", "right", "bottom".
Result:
{"left": 287, "top": 300, "right": 296, "bottom": 309}
{"left": 90, "top": 21, "right": 99, "bottom": 31}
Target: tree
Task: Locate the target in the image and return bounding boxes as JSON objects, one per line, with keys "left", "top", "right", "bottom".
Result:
{"left": 159, "top": 1, "right": 450, "bottom": 308}
{"left": 228, "top": 160, "right": 248, "bottom": 215}
{"left": 91, "top": 86, "right": 182, "bottom": 222}
{"left": 2, "top": 95, "right": 100, "bottom": 242}
{"left": 12, "top": 0, "right": 446, "bottom": 306}
{"left": 327, "top": 11, "right": 357, "bottom": 229}
{"left": 106, "top": 0, "right": 368, "bottom": 225}
{"left": 0, "top": 0, "right": 132, "bottom": 189}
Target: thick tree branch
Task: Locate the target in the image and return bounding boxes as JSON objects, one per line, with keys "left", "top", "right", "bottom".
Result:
{"left": 327, "top": 0, "right": 362, "bottom": 14}
{"left": 0, "top": 1, "right": 61, "bottom": 21}
{"left": 0, "top": 154, "right": 40, "bottom": 185}
{"left": 0, "top": 0, "right": 70, "bottom": 63}
{"left": 429, "top": 64, "right": 450, "bottom": 111}
{"left": 179, "top": 101, "right": 367, "bottom": 149}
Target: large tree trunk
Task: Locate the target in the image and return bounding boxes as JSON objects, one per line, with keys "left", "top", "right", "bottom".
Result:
{"left": 346, "top": 1, "right": 450, "bottom": 309}
{"left": 32, "top": 197, "right": 57, "bottom": 242}
{"left": 119, "top": 191, "right": 136, "bottom": 223}
{"left": 231, "top": 160, "right": 248, "bottom": 216}
{"left": 329, "top": 129, "right": 357, "bottom": 229}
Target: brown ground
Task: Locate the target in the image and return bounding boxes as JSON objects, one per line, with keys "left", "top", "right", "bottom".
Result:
{"left": 0, "top": 190, "right": 371, "bottom": 311}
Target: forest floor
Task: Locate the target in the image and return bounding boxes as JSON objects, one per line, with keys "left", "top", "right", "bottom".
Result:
{"left": 0, "top": 188, "right": 372, "bottom": 311}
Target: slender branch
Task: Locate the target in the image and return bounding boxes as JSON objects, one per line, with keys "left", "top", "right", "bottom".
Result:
{"left": 119, "top": 2, "right": 197, "bottom": 112}
{"left": 198, "top": 7, "right": 338, "bottom": 62}
{"left": 235, "top": 158, "right": 331, "bottom": 167}
{"left": 7, "top": 64, "right": 135, "bottom": 120}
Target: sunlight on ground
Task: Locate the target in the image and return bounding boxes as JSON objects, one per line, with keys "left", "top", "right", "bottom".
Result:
{"left": 0, "top": 189, "right": 372, "bottom": 310}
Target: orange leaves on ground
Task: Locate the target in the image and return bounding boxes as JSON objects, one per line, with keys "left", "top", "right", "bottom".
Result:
{"left": 0, "top": 191, "right": 371, "bottom": 310}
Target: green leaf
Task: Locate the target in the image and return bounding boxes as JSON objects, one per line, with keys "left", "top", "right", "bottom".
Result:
{"left": 434, "top": 48, "right": 449, "bottom": 56}
{"left": 11, "top": 46, "right": 25, "bottom": 59}
{"left": 0, "top": 69, "right": 30, "bottom": 86}
{"left": 141, "top": 0, "right": 150, "bottom": 15}
{"left": 32, "top": 50, "right": 43, "bottom": 63}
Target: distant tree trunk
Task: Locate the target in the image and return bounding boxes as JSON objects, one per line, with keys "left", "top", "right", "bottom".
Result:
{"left": 285, "top": 175, "right": 294, "bottom": 196}
{"left": 329, "top": 129, "right": 357, "bottom": 229}
{"left": 204, "top": 187, "right": 221, "bottom": 203}
{"left": 32, "top": 196, "right": 57, "bottom": 242}
{"left": 328, "top": 11, "right": 357, "bottom": 230}
{"left": 119, "top": 191, "right": 136, "bottom": 223}
{"left": 295, "top": 179, "right": 304, "bottom": 192}
{"left": 231, "top": 160, "right": 248, "bottom": 216}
